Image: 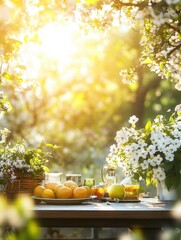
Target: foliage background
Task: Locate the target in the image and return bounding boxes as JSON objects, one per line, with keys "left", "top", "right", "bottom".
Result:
{"left": 0, "top": 0, "right": 180, "bottom": 184}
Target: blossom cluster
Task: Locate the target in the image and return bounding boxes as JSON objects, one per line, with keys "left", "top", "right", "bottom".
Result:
{"left": 106, "top": 106, "right": 181, "bottom": 189}
{"left": 74, "top": 0, "right": 181, "bottom": 89}
{"left": 119, "top": 68, "right": 138, "bottom": 85}
{"left": 0, "top": 141, "right": 34, "bottom": 184}
{"left": 0, "top": 128, "right": 55, "bottom": 184}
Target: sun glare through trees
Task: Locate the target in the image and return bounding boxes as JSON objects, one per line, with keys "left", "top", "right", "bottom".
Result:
{"left": 0, "top": 0, "right": 181, "bottom": 179}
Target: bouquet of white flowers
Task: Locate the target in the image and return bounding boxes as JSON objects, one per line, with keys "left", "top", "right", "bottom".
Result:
{"left": 0, "top": 128, "right": 57, "bottom": 185}
{"left": 106, "top": 105, "right": 181, "bottom": 190}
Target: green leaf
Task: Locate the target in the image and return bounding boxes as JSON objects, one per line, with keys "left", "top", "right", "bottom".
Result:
{"left": 46, "top": 143, "right": 60, "bottom": 150}
{"left": 165, "top": 175, "right": 175, "bottom": 190}
{"left": 2, "top": 72, "right": 11, "bottom": 80}
{"left": 145, "top": 120, "right": 152, "bottom": 131}
{"left": 175, "top": 175, "right": 181, "bottom": 188}
{"left": 43, "top": 166, "right": 49, "bottom": 173}
{"left": 164, "top": 161, "right": 174, "bottom": 172}
{"left": 169, "top": 115, "right": 174, "bottom": 123}
{"left": 159, "top": 62, "right": 165, "bottom": 70}
{"left": 46, "top": 143, "right": 54, "bottom": 148}
{"left": 166, "top": 70, "right": 171, "bottom": 79}
{"left": 141, "top": 58, "right": 152, "bottom": 64}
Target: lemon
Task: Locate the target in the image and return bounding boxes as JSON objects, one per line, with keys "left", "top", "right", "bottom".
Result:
{"left": 34, "top": 185, "right": 45, "bottom": 198}
{"left": 109, "top": 184, "right": 125, "bottom": 199}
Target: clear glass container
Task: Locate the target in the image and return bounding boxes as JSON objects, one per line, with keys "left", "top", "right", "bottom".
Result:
{"left": 83, "top": 178, "right": 95, "bottom": 188}
{"left": 101, "top": 164, "right": 117, "bottom": 194}
{"left": 121, "top": 177, "right": 140, "bottom": 199}
{"left": 44, "top": 172, "right": 62, "bottom": 184}
{"left": 65, "top": 173, "right": 82, "bottom": 186}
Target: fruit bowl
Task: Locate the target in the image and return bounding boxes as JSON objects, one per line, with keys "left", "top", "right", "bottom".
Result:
{"left": 32, "top": 196, "right": 96, "bottom": 205}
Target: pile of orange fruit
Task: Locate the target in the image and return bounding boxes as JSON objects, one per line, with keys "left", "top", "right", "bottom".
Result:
{"left": 33, "top": 180, "right": 92, "bottom": 199}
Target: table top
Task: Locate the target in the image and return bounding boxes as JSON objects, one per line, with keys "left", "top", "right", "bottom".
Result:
{"left": 33, "top": 198, "right": 179, "bottom": 228}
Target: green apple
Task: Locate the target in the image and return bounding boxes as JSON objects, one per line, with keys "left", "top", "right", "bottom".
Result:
{"left": 109, "top": 184, "right": 125, "bottom": 199}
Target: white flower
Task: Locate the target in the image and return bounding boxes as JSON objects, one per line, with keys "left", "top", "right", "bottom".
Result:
{"left": 106, "top": 110, "right": 181, "bottom": 189}
{"left": 172, "top": 130, "right": 180, "bottom": 138}
{"left": 147, "top": 145, "right": 156, "bottom": 155}
{"left": 175, "top": 83, "right": 181, "bottom": 91}
{"left": 131, "top": 150, "right": 141, "bottom": 159}
{"left": 124, "top": 145, "right": 132, "bottom": 154}
{"left": 154, "top": 115, "right": 163, "bottom": 123}
{"left": 159, "top": 137, "right": 172, "bottom": 147}
{"left": 154, "top": 154, "right": 163, "bottom": 165}
{"left": 141, "top": 160, "right": 149, "bottom": 170}
{"left": 150, "top": 131, "right": 162, "bottom": 145}
{"left": 138, "top": 141, "right": 147, "bottom": 148}
{"left": 154, "top": 168, "right": 166, "bottom": 181}
{"left": 173, "top": 139, "right": 181, "bottom": 148}
{"left": 165, "top": 153, "right": 174, "bottom": 162}
{"left": 130, "top": 157, "right": 138, "bottom": 165}
{"left": 11, "top": 174, "right": 16, "bottom": 180}
{"left": 110, "top": 144, "right": 117, "bottom": 152}
{"left": 130, "top": 143, "right": 139, "bottom": 150}
{"left": 140, "top": 149, "right": 148, "bottom": 159}
{"left": 17, "top": 145, "right": 25, "bottom": 153}
{"left": 148, "top": 157, "right": 157, "bottom": 167}
{"left": 157, "top": 144, "right": 166, "bottom": 153}
{"left": 115, "top": 128, "right": 129, "bottom": 144}
{"left": 165, "top": 144, "right": 177, "bottom": 154}
{"left": 128, "top": 115, "right": 139, "bottom": 125}
{"left": 175, "top": 104, "right": 181, "bottom": 113}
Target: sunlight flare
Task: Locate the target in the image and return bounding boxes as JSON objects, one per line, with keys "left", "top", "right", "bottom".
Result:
{"left": 38, "top": 22, "right": 77, "bottom": 61}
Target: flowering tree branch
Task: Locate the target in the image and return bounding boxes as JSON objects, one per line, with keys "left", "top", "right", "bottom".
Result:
{"left": 165, "top": 22, "right": 181, "bottom": 35}
{"left": 167, "top": 42, "right": 181, "bottom": 57}
{"left": 112, "top": 0, "right": 150, "bottom": 10}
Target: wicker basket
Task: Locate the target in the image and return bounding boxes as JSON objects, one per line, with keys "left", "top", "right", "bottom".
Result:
{"left": 6, "top": 173, "right": 44, "bottom": 199}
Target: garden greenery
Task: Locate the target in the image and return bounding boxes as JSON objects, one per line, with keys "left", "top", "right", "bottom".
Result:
{"left": 106, "top": 104, "right": 181, "bottom": 190}
{"left": 0, "top": 0, "right": 180, "bottom": 178}
{"left": 0, "top": 128, "right": 58, "bottom": 184}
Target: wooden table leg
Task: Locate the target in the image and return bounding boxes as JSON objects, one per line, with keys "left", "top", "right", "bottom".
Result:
{"left": 92, "top": 228, "right": 99, "bottom": 240}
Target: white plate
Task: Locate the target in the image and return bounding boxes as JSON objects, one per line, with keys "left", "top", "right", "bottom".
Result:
{"left": 32, "top": 196, "right": 96, "bottom": 205}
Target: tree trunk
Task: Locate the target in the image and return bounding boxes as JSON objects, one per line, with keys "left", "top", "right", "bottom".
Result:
{"left": 133, "top": 69, "right": 162, "bottom": 127}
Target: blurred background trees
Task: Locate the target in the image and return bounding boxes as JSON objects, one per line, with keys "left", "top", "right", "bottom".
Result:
{"left": 0, "top": 0, "right": 180, "bottom": 183}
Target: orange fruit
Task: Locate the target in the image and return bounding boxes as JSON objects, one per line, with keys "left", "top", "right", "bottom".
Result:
{"left": 56, "top": 186, "right": 73, "bottom": 199}
{"left": 91, "top": 186, "right": 104, "bottom": 199}
{"left": 44, "top": 182, "right": 59, "bottom": 191}
{"left": 34, "top": 185, "right": 46, "bottom": 197}
{"left": 54, "top": 183, "right": 63, "bottom": 194}
{"left": 64, "top": 180, "right": 78, "bottom": 191}
{"left": 41, "top": 189, "right": 56, "bottom": 199}
{"left": 73, "top": 187, "right": 89, "bottom": 198}
{"left": 83, "top": 186, "right": 92, "bottom": 197}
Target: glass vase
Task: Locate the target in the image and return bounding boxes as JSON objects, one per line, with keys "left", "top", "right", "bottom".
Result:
{"left": 157, "top": 180, "right": 177, "bottom": 201}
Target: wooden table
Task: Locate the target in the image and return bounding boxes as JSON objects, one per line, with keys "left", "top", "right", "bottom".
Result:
{"left": 33, "top": 198, "right": 180, "bottom": 240}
